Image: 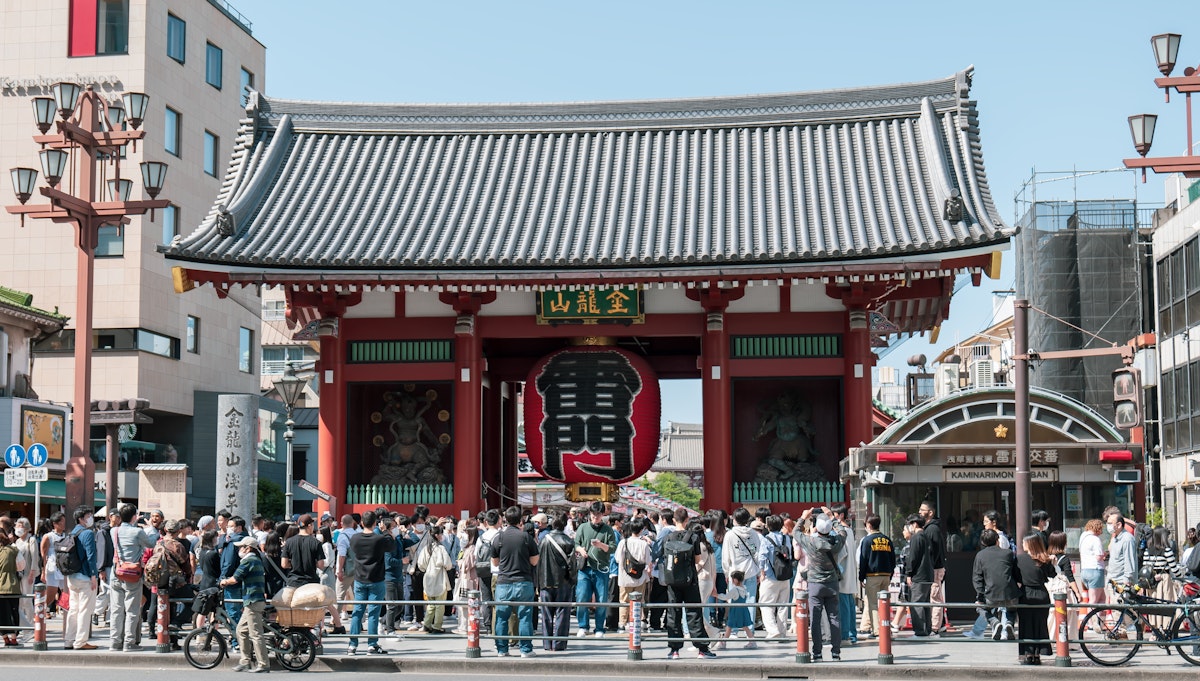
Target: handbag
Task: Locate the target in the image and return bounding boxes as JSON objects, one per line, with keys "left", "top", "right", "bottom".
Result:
{"left": 114, "top": 533, "right": 144, "bottom": 583}
{"left": 1046, "top": 558, "right": 1071, "bottom": 596}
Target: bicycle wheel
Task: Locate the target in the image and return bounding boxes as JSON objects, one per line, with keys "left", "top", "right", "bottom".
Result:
{"left": 274, "top": 628, "right": 318, "bottom": 672}
{"left": 1078, "top": 607, "right": 1142, "bottom": 666}
{"left": 1172, "top": 607, "right": 1200, "bottom": 666}
{"left": 183, "top": 627, "right": 228, "bottom": 670}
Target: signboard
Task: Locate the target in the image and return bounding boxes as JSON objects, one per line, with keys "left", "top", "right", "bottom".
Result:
{"left": 138, "top": 465, "right": 188, "bottom": 520}
{"left": 4, "top": 468, "right": 27, "bottom": 487}
{"left": 1065, "top": 485, "right": 1083, "bottom": 512}
{"left": 943, "top": 467, "right": 1059, "bottom": 483}
{"left": 20, "top": 405, "right": 65, "bottom": 464}
{"left": 297, "top": 479, "right": 332, "bottom": 502}
{"left": 536, "top": 287, "right": 644, "bottom": 325}
{"left": 26, "top": 467, "right": 48, "bottom": 482}
{"left": 27, "top": 443, "right": 48, "bottom": 467}
{"left": 4, "top": 444, "right": 25, "bottom": 468}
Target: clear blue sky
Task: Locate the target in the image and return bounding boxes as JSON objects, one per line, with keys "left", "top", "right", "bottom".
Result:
{"left": 234, "top": 0, "right": 1193, "bottom": 425}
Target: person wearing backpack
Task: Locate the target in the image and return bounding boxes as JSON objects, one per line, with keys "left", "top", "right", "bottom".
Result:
{"left": 754, "top": 515, "right": 793, "bottom": 640}
{"left": 62, "top": 506, "right": 99, "bottom": 650}
{"left": 573, "top": 501, "right": 617, "bottom": 639}
{"left": 661, "top": 507, "right": 716, "bottom": 659}
{"left": 794, "top": 506, "right": 847, "bottom": 662}
{"left": 614, "top": 516, "right": 652, "bottom": 633}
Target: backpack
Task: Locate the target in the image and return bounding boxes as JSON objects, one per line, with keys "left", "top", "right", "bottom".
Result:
{"left": 1185, "top": 545, "right": 1200, "bottom": 578}
{"left": 474, "top": 533, "right": 493, "bottom": 575}
{"left": 143, "top": 542, "right": 170, "bottom": 585}
{"left": 621, "top": 539, "right": 647, "bottom": 580}
{"left": 1132, "top": 523, "right": 1153, "bottom": 571}
{"left": 53, "top": 531, "right": 83, "bottom": 576}
{"left": 765, "top": 534, "right": 795, "bottom": 582}
{"left": 660, "top": 531, "right": 696, "bottom": 586}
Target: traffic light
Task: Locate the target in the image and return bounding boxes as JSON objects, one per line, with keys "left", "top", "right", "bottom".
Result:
{"left": 1112, "top": 367, "right": 1142, "bottom": 429}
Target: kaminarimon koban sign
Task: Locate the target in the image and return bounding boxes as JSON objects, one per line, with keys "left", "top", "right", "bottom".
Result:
{"left": 523, "top": 345, "right": 660, "bottom": 484}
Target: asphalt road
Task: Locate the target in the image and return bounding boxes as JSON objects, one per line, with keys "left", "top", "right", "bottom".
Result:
{"left": 0, "top": 669, "right": 768, "bottom": 681}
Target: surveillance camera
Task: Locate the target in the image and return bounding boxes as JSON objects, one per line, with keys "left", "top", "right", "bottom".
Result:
{"left": 874, "top": 470, "right": 895, "bottom": 485}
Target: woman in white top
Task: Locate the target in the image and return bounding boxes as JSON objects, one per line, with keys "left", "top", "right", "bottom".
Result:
{"left": 1077, "top": 518, "right": 1107, "bottom": 613}
{"left": 13, "top": 519, "right": 39, "bottom": 636}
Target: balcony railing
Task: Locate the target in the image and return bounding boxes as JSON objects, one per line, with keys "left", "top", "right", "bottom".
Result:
{"left": 733, "top": 480, "right": 842, "bottom": 504}
{"left": 346, "top": 483, "right": 455, "bottom": 506}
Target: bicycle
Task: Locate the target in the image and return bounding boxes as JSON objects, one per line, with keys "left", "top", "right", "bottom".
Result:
{"left": 1076, "top": 577, "right": 1200, "bottom": 667}
{"left": 183, "top": 587, "right": 319, "bottom": 671}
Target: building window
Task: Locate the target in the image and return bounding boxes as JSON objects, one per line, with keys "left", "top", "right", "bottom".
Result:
{"left": 162, "top": 203, "right": 179, "bottom": 244}
{"left": 166, "top": 13, "right": 185, "bottom": 63}
{"left": 206, "top": 42, "right": 223, "bottom": 89}
{"left": 204, "top": 131, "right": 219, "bottom": 177}
{"left": 262, "top": 346, "right": 306, "bottom": 375}
{"left": 262, "top": 299, "right": 286, "bottom": 321}
{"left": 136, "top": 328, "right": 180, "bottom": 359}
{"left": 239, "top": 327, "right": 254, "bottom": 373}
{"left": 31, "top": 327, "right": 179, "bottom": 359}
{"left": 186, "top": 315, "right": 200, "bottom": 354}
{"left": 96, "top": 225, "right": 123, "bottom": 257}
{"left": 97, "top": 0, "right": 129, "bottom": 54}
{"left": 240, "top": 68, "right": 254, "bottom": 107}
{"left": 165, "top": 107, "right": 181, "bottom": 157}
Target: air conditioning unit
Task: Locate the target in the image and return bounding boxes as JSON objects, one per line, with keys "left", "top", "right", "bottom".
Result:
{"left": 969, "top": 359, "right": 995, "bottom": 388}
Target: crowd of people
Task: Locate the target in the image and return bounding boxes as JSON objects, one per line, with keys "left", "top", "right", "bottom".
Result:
{"left": 0, "top": 500, "right": 1198, "bottom": 667}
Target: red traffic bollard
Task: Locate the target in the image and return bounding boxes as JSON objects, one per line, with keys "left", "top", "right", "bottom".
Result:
{"left": 1054, "top": 592, "right": 1071, "bottom": 667}
{"left": 155, "top": 587, "right": 170, "bottom": 653}
{"left": 465, "top": 589, "right": 481, "bottom": 659}
{"left": 877, "top": 590, "right": 894, "bottom": 665}
{"left": 794, "top": 589, "right": 810, "bottom": 664}
{"left": 32, "top": 583, "right": 47, "bottom": 651}
{"left": 627, "top": 591, "right": 643, "bottom": 661}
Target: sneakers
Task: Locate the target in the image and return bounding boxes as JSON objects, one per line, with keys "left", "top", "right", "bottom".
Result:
{"left": 832, "top": 652, "right": 842, "bottom": 661}
{"left": 520, "top": 650, "right": 536, "bottom": 658}
{"left": 232, "top": 664, "right": 251, "bottom": 672}
{"left": 743, "top": 641, "right": 758, "bottom": 649}
{"left": 406, "top": 623, "right": 423, "bottom": 631}
{"left": 667, "top": 650, "right": 680, "bottom": 659}
{"left": 713, "top": 641, "right": 726, "bottom": 651}
{"left": 811, "top": 653, "right": 823, "bottom": 662}
{"left": 497, "top": 650, "right": 510, "bottom": 657}
{"left": 576, "top": 629, "right": 590, "bottom": 638}
{"left": 367, "top": 645, "right": 386, "bottom": 655}
{"left": 594, "top": 631, "right": 605, "bottom": 638}
{"left": 345, "top": 646, "right": 357, "bottom": 656}
{"left": 697, "top": 649, "right": 717, "bottom": 659}
{"left": 250, "top": 666, "right": 270, "bottom": 674}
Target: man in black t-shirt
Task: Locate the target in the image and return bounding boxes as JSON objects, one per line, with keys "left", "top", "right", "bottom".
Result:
{"left": 281, "top": 514, "right": 326, "bottom": 587}
{"left": 490, "top": 506, "right": 539, "bottom": 657}
{"left": 346, "top": 511, "right": 396, "bottom": 655}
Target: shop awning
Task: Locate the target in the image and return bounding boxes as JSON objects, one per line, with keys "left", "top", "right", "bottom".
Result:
{"left": 0, "top": 479, "right": 106, "bottom": 505}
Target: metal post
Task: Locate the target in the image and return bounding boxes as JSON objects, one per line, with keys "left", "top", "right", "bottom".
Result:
{"left": 155, "top": 586, "right": 170, "bottom": 653}
{"left": 32, "top": 583, "right": 46, "bottom": 651}
{"left": 105, "top": 423, "right": 119, "bottom": 514}
{"left": 1014, "top": 299, "right": 1032, "bottom": 554}
{"left": 794, "top": 589, "right": 810, "bottom": 663}
{"left": 466, "top": 589, "right": 481, "bottom": 658}
{"left": 627, "top": 591, "right": 643, "bottom": 661}
{"left": 1054, "top": 592, "right": 1071, "bottom": 667}
{"left": 877, "top": 590, "right": 894, "bottom": 665}
{"left": 284, "top": 411, "right": 294, "bottom": 519}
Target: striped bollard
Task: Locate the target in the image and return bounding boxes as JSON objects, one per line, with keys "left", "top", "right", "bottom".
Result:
{"left": 627, "top": 591, "right": 643, "bottom": 660}
{"left": 794, "top": 589, "right": 810, "bottom": 663}
{"left": 465, "top": 589, "right": 481, "bottom": 658}
{"left": 155, "top": 586, "right": 170, "bottom": 653}
{"left": 1054, "top": 592, "right": 1071, "bottom": 667}
{"left": 877, "top": 590, "right": 893, "bottom": 665}
{"left": 33, "top": 583, "right": 47, "bottom": 651}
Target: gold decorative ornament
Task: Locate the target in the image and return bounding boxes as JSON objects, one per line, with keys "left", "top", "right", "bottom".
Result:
{"left": 994, "top": 424, "right": 1009, "bottom": 439}
{"left": 404, "top": 383, "right": 416, "bottom": 392}
{"left": 570, "top": 336, "right": 616, "bottom": 346}
{"left": 437, "top": 409, "right": 450, "bottom": 422}
{"left": 372, "top": 435, "right": 385, "bottom": 447}
{"left": 439, "top": 433, "right": 452, "bottom": 445}
{"left": 370, "top": 411, "right": 382, "bottom": 424}
{"left": 426, "top": 389, "right": 438, "bottom": 401}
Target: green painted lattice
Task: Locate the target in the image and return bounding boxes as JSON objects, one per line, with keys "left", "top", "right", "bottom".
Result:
{"left": 345, "top": 483, "right": 455, "bottom": 506}
{"left": 731, "top": 334, "right": 842, "bottom": 359}
{"left": 348, "top": 340, "right": 453, "bottom": 363}
{"left": 732, "top": 481, "right": 842, "bottom": 504}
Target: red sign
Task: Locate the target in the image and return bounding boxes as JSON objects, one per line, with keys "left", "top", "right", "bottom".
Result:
{"left": 523, "top": 346, "right": 660, "bottom": 484}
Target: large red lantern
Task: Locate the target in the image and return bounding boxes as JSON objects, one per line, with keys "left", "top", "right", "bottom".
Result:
{"left": 524, "top": 345, "right": 660, "bottom": 484}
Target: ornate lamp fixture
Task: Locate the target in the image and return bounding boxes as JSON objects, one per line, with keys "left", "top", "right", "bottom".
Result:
{"left": 1123, "top": 33, "right": 1200, "bottom": 180}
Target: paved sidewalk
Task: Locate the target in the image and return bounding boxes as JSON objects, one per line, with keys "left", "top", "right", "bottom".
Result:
{"left": 2, "top": 619, "right": 1195, "bottom": 678}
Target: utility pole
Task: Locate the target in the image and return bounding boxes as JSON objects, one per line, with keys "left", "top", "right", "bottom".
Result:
{"left": 1013, "top": 300, "right": 1031, "bottom": 555}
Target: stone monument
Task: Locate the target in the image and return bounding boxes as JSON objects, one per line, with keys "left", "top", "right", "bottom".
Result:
{"left": 216, "top": 394, "right": 257, "bottom": 516}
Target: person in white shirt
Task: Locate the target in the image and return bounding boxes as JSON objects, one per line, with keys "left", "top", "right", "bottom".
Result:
{"left": 722, "top": 508, "right": 762, "bottom": 612}
{"left": 1078, "top": 518, "right": 1107, "bottom": 609}
{"left": 614, "top": 517, "right": 653, "bottom": 631}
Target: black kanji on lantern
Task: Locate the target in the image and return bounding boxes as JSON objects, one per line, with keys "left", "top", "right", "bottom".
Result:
{"left": 535, "top": 350, "right": 642, "bottom": 481}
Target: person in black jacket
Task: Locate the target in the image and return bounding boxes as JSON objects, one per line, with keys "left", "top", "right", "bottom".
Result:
{"left": 857, "top": 514, "right": 894, "bottom": 638}
{"left": 969, "top": 529, "right": 1018, "bottom": 640}
{"left": 1014, "top": 533, "right": 1056, "bottom": 666}
{"left": 903, "top": 514, "right": 935, "bottom": 637}
{"left": 918, "top": 501, "right": 947, "bottom": 633}
{"left": 537, "top": 513, "right": 575, "bottom": 651}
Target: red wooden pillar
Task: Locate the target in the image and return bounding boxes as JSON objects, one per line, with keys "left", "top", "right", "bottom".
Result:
{"left": 317, "top": 327, "right": 345, "bottom": 517}
{"left": 843, "top": 306, "right": 874, "bottom": 455}
{"left": 453, "top": 311, "right": 484, "bottom": 514}
{"left": 695, "top": 287, "right": 736, "bottom": 512}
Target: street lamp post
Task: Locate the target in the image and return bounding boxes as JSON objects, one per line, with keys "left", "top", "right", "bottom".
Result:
{"left": 6, "top": 84, "right": 168, "bottom": 516}
{"left": 274, "top": 360, "right": 308, "bottom": 519}
{"left": 1123, "top": 33, "right": 1200, "bottom": 179}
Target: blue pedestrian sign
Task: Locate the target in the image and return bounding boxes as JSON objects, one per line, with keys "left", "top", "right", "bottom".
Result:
{"left": 4, "top": 445, "right": 25, "bottom": 469}
{"left": 27, "top": 443, "right": 48, "bottom": 468}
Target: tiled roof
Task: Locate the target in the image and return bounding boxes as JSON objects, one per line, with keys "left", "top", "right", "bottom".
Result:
{"left": 656, "top": 422, "right": 704, "bottom": 471}
{"left": 163, "top": 69, "right": 1010, "bottom": 275}
{"left": 0, "top": 284, "right": 68, "bottom": 330}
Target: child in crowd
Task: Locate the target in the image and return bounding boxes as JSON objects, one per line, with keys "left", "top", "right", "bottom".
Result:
{"left": 714, "top": 570, "right": 756, "bottom": 649}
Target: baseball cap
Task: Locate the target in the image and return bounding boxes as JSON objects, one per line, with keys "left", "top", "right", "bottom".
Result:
{"left": 531, "top": 513, "right": 548, "bottom": 525}
{"left": 750, "top": 519, "right": 767, "bottom": 531}
{"left": 234, "top": 536, "right": 257, "bottom": 548}
{"left": 164, "top": 519, "right": 180, "bottom": 533}
{"left": 815, "top": 515, "right": 833, "bottom": 535}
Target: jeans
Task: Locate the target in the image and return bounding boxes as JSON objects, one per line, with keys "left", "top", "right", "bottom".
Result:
{"left": 574, "top": 567, "right": 609, "bottom": 634}
{"left": 540, "top": 585, "right": 572, "bottom": 650}
{"left": 349, "top": 580, "right": 386, "bottom": 648}
{"left": 809, "top": 581, "right": 841, "bottom": 656}
{"left": 109, "top": 577, "right": 143, "bottom": 648}
{"left": 385, "top": 580, "right": 404, "bottom": 630}
{"left": 494, "top": 581, "right": 535, "bottom": 655}
{"left": 838, "top": 593, "right": 857, "bottom": 642}
{"left": 224, "top": 586, "right": 244, "bottom": 631}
